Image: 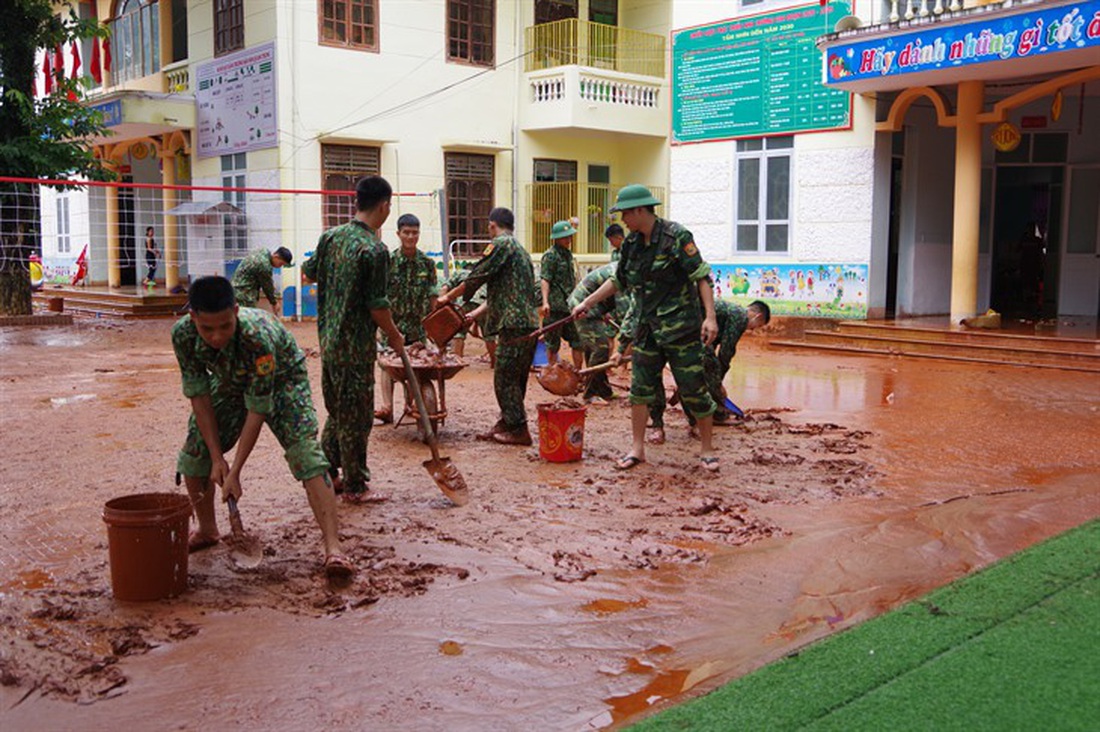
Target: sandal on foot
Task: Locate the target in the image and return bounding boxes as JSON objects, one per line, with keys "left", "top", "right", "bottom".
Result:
{"left": 324, "top": 553, "right": 356, "bottom": 580}
{"left": 701, "top": 456, "right": 720, "bottom": 473}
{"left": 614, "top": 455, "right": 645, "bottom": 471}
{"left": 188, "top": 532, "right": 220, "bottom": 553}
{"left": 374, "top": 408, "right": 393, "bottom": 424}
{"left": 646, "top": 428, "right": 666, "bottom": 445}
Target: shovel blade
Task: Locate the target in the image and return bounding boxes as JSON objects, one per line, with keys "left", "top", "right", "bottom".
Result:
{"left": 424, "top": 456, "right": 470, "bottom": 506}
{"left": 537, "top": 362, "right": 582, "bottom": 396}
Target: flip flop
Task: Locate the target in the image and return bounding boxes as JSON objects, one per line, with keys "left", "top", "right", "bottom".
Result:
{"left": 324, "top": 553, "right": 356, "bottom": 580}
{"left": 188, "top": 532, "right": 220, "bottom": 553}
{"left": 614, "top": 455, "right": 645, "bottom": 471}
{"left": 701, "top": 456, "right": 720, "bottom": 473}
{"left": 374, "top": 409, "right": 394, "bottom": 424}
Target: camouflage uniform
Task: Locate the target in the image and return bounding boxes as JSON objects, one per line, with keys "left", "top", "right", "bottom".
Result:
{"left": 539, "top": 243, "right": 581, "bottom": 352}
{"left": 568, "top": 264, "right": 618, "bottom": 401}
{"left": 464, "top": 233, "right": 539, "bottom": 432}
{"left": 302, "top": 221, "right": 391, "bottom": 494}
{"left": 231, "top": 249, "right": 279, "bottom": 308}
{"left": 690, "top": 300, "right": 750, "bottom": 425}
{"left": 386, "top": 248, "right": 438, "bottom": 347}
{"left": 173, "top": 308, "right": 328, "bottom": 480}
{"left": 611, "top": 218, "right": 715, "bottom": 420}
{"left": 443, "top": 268, "right": 490, "bottom": 343}
{"left": 617, "top": 294, "right": 666, "bottom": 427}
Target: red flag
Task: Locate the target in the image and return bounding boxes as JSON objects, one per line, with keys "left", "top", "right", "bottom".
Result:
{"left": 90, "top": 37, "right": 102, "bottom": 84}
{"left": 102, "top": 36, "right": 112, "bottom": 72}
{"left": 71, "top": 41, "right": 82, "bottom": 78}
{"left": 42, "top": 52, "right": 53, "bottom": 95}
{"left": 53, "top": 44, "right": 65, "bottom": 79}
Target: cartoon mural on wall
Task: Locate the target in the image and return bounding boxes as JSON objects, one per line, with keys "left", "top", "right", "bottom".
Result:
{"left": 711, "top": 263, "right": 868, "bottom": 318}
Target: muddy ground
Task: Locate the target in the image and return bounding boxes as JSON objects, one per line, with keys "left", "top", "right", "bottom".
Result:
{"left": 0, "top": 318, "right": 1097, "bottom": 729}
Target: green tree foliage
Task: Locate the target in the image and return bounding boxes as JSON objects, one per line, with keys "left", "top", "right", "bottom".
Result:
{"left": 0, "top": 0, "right": 113, "bottom": 315}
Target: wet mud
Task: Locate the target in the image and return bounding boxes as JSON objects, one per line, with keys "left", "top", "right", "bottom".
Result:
{"left": 0, "top": 320, "right": 1097, "bottom": 728}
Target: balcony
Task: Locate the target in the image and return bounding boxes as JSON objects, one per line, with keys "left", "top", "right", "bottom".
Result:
{"left": 526, "top": 181, "right": 666, "bottom": 257}
{"left": 522, "top": 19, "right": 667, "bottom": 137}
{"left": 162, "top": 60, "right": 190, "bottom": 94}
{"left": 877, "top": 0, "right": 1012, "bottom": 24}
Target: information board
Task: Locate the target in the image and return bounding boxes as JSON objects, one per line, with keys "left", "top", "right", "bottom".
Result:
{"left": 672, "top": 2, "right": 851, "bottom": 143}
{"left": 196, "top": 42, "right": 277, "bottom": 159}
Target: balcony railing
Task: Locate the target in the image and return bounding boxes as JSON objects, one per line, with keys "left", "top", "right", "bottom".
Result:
{"left": 525, "top": 19, "right": 665, "bottom": 79}
{"left": 531, "top": 69, "right": 660, "bottom": 109}
{"left": 526, "top": 181, "right": 666, "bottom": 256}
{"left": 880, "top": 0, "right": 1010, "bottom": 23}
{"left": 163, "top": 60, "right": 190, "bottom": 94}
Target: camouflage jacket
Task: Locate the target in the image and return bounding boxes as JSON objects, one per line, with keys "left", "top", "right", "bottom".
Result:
{"left": 539, "top": 243, "right": 576, "bottom": 313}
{"left": 611, "top": 218, "right": 711, "bottom": 346}
{"left": 463, "top": 233, "right": 538, "bottom": 335}
{"left": 568, "top": 263, "right": 617, "bottom": 340}
{"left": 713, "top": 300, "right": 749, "bottom": 367}
{"left": 231, "top": 249, "right": 278, "bottom": 307}
{"left": 443, "top": 268, "right": 486, "bottom": 313}
{"left": 302, "top": 220, "right": 390, "bottom": 364}
{"left": 388, "top": 248, "right": 438, "bottom": 342}
{"left": 172, "top": 308, "right": 306, "bottom": 416}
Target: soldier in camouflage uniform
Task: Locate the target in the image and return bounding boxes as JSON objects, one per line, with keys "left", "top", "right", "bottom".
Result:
{"left": 436, "top": 207, "right": 538, "bottom": 445}
{"left": 539, "top": 220, "right": 583, "bottom": 368}
{"left": 606, "top": 223, "right": 625, "bottom": 263}
{"left": 685, "top": 299, "right": 770, "bottom": 428}
{"left": 567, "top": 263, "right": 619, "bottom": 402}
{"left": 231, "top": 247, "right": 292, "bottom": 311}
{"left": 572, "top": 185, "right": 721, "bottom": 472}
{"left": 615, "top": 293, "right": 668, "bottom": 443}
{"left": 302, "top": 176, "right": 406, "bottom": 501}
{"left": 377, "top": 214, "right": 439, "bottom": 423}
{"left": 172, "top": 276, "right": 353, "bottom": 580}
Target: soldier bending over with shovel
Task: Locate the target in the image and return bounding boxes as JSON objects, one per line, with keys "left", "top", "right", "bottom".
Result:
{"left": 172, "top": 276, "right": 353, "bottom": 580}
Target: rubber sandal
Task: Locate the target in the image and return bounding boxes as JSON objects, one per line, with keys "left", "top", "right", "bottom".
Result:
{"left": 374, "top": 409, "right": 393, "bottom": 424}
{"left": 188, "top": 532, "right": 220, "bottom": 553}
{"left": 614, "top": 455, "right": 645, "bottom": 471}
{"left": 701, "top": 456, "right": 720, "bottom": 473}
{"left": 324, "top": 553, "right": 355, "bottom": 580}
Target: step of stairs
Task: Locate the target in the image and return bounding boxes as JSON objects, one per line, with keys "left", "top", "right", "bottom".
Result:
{"left": 33, "top": 288, "right": 187, "bottom": 319}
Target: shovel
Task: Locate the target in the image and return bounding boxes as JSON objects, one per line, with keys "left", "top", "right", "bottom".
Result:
{"left": 502, "top": 312, "right": 580, "bottom": 345}
{"left": 225, "top": 495, "right": 263, "bottom": 569}
{"left": 399, "top": 349, "right": 470, "bottom": 507}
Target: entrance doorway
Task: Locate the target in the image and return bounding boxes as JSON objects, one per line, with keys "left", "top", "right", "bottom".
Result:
{"left": 118, "top": 177, "right": 137, "bottom": 286}
{"left": 990, "top": 165, "right": 1063, "bottom": 319}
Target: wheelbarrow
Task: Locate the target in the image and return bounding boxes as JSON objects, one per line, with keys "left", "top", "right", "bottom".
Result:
{"left": 378, "top": 353, "right": 467, "bottom": 442}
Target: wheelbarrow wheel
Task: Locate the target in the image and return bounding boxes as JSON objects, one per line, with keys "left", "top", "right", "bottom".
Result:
{"left": 414, "top": 380, "right": 440, "bottom": 444}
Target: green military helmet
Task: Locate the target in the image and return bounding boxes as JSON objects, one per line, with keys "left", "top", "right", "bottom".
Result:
{"left": 609, "top": 184, "right": 661, "bottom": 212}
{"left": 550, "top": 220, "right": 578, "bottom": 240}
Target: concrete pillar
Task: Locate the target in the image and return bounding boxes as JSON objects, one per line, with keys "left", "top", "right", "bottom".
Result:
{"left": 106, "top": 180, "right": 120, "bottom": 288}
{"left": 161, "top": 150, "right": 180, "bottom": 290}
{"left": 950, "top": 80, "right": 984, "bottom": 324}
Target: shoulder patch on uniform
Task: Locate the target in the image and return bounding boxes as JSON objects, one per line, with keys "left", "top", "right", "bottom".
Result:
{"left": 684, "top": 241, "right": 698, "bottom": 257}
{"left": 255, "top": 353, "right": 275, "bottom": 376}
{"left": 482, "top": 243, "right": 494, "bottom": 257}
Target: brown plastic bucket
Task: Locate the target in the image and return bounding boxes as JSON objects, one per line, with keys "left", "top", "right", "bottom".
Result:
{"left": 102, "top": 493, "right": 192, "bottom": 601}
{"left": 422, "top": 304, "right": 466, "bottom": 348}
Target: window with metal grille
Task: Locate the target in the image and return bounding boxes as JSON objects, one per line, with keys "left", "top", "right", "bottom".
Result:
{"left": 734, "top": 136, "right": 793, "bottom": 254}
{"left": 445, "top": 153, "right": 494, "bottom": 256}
{"left": 321, "top": 144, "right": 382, "bottom": 230}
{"left": 448, "top": 0, "right": 495, "bottom": 67}
{"left": 214, "top": 0, "right": 244, "bottom": 57}
{"left": 320, "top": 0, "right": 378, "bottom": 51}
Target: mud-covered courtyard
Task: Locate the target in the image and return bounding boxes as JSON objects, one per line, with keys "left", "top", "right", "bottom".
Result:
{"left": 1, "top": 319, "right": 1097, "bottom": 730}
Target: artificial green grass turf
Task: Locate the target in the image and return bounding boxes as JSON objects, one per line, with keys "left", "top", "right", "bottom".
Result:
{"left": 630, "top": 519, "right": 1100, "bottom": 731}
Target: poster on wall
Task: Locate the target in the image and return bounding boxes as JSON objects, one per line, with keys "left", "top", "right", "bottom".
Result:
{"left": 711, "top": 263, "right": 868, "bottom": 318}
{"left": 196, "top": 42, "right": 277, "bottom": 159}
{"left": 672, "top": 1, "right": 852, "bottom": 143}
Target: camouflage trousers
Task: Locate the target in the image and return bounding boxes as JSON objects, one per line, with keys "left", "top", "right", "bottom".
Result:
{"left": 543, "top": 310, "right": 581, "bottom": 352}
{"left": 631, "top": 330, "right": 716, "bottom": 421}
{"left": 494, "top": 328, "right": 537, "bottom": 431}
{"left": 687, "top": 350, "right": 733, "bottom": 426}
{"left": 177, "top": 380, "right": 329, "bottom": 481}
{"left": 320, "top": 359, "right": 375, "bottom": 493}
{"left": 577, "top": 318, "right": 614, "bottom": 401}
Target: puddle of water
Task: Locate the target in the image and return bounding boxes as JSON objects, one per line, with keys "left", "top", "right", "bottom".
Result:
{"left": 1, "top": 569, "right": 55, "bottom": 592}
{"left": 581, "top": 598, "right": 649, "bottom": 615}
{"left": 439, "top": 640, "right": 463, "bottom": 656}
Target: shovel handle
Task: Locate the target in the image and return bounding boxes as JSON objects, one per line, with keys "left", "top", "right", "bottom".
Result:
{"left": 399, "top": 349, "right": 443, "bottom": 463}
{"left": 577, "top": 356, "right": 631, "bottom": 376}
{"left": 503, "top": 312, "right": 579, "bottom": 345}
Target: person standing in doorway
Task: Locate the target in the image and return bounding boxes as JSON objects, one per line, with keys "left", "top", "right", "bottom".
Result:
{"left": 435, "top": 207, "right": 538, "bottom": 445}
{"left": 144, "top": 227, "right": 160, "bottom": 286}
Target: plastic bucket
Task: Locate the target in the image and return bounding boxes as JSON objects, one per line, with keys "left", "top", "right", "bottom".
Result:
{"left": 102, "top": 493, "right": 192, "bottom": 601}
{"left": 532, "top": 339, "right": 549, "bottom": 368}
{"left": 537, "top": 403, "right": 587, "bottom": 462}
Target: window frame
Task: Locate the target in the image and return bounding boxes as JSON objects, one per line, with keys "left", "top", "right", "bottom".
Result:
{"left": 214, "top": 0, "right": 244, "bottom": 57}
{"left": 56, "top": 195, "right": 71, "bottom": 255}
{"left": 221, "top": 152, "right": 248, "bottom": 253}
{"left": 318, "top": 0, "right": 379, "bottom": 52}
{"left": 733, "top": 136, "right": 794, "bottom": 256}
{"left": 320, "top": 144, "right": 382, "bottom": 230}
{"left": 445, "top": 152, "right": 495, "bottom": 256}
{"left": 447, "top": 0, "right": 495, "bottom": 68}
{"left": 109, "top": 0, "right": 160, "bottom": 83}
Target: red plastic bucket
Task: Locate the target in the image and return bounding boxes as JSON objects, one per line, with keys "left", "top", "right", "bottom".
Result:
{"left": 102, "top": 493, "right": 192, "bottom": 601}
{"left": 537, "top": 403, "right": 587, "bottom": 462}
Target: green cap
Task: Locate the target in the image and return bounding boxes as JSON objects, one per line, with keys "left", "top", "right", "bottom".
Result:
{"left": 610, "top": 184, "right": 661, "bottom": 212}
{"left": 550, "top": 220, "right": 577, "bottom": 240}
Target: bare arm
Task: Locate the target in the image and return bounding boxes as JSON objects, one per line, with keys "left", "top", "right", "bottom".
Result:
{"left": 436, "top": 281, "right": 466, "bottom": 305}
{"left": 190, "top": 395, "right": 229, "bottom": 486}
{"left": 698, "top": 279, "right": 718, "bottom": 346}
{"left": 572, "top": 278, "right": 619, "bottom": 318}
{"left": 371, "top": 307, "right": 406, "bottom": 358}
{"left": 540, "top": 280, "right": 551, "bottom": 319}
{"left": 222, "top": 410, "right": 266, "bottom": 502}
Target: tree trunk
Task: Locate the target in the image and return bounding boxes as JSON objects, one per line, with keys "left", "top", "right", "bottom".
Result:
{"left": 0, "top": 182, "right": 39, "bottom": 316}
